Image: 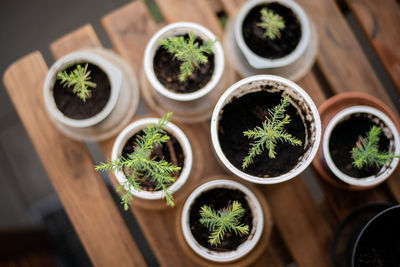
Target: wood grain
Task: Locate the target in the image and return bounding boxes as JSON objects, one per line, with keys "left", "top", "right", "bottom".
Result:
{"left": 347, "top": 0, "right": 400, "bottom": 95}
{"left": 2, "top": 52, "right": 145, "bottom": 267}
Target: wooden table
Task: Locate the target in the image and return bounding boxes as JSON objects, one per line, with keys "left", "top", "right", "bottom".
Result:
{"left": 3, "top": 0, "right": 400, "bottom": 266}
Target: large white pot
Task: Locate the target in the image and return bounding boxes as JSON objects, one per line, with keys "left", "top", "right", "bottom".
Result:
{"left": 181, "top": 179, "right": 264, "bottom": 262}
{"left": 142, "top": 22, "right": 226, "bottom": 122}
{"left": 111, "top": 118, "right": 193, "bottom": 201}
{"left": 322, "top": 106, "right": 400, "bottom": 187}
{"left": 43, "top": 48, "right": 139, "bottom": 141}
{"left": 211, "top": 75, "right": 321, "bottom": 184}
{"left": 225, "top": 0, "right": 318, "bottom": 81}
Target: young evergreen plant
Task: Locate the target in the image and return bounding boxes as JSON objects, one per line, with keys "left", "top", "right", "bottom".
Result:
{"left": 351, "top": 125, "right": 400, "bottom": 169}
{"left": 159, "top": 31, "right": 217, "bottom": 82}
{"left": 257, "top": 8, "right": 285, "bottom": 40}
{"left": 95, "top": 112, "right": 181, "bottom": 210}
{"left": 199, "top": 201, "right": 249, "bottom": 246}
{"left": 242, "top": 96, "right": 302, "bottom": 169}
{"left": 56, "top": 63, "right": 96, "bottom": 102}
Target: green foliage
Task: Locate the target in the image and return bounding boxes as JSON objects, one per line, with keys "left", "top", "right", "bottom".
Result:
{"left": 242, "top": 96, "right": 302, "bottom": 169}
{"left": 199, "top": 201, "right": 249, "bottom": 246}
{"left": 56, "top": 63, "right": 96, "bottom": 102}
{"left": 257, "top": 8, "right": 285, "bottom": 40}
{"left": 351, "top": 126, "right": 400, "bottom": 169}
{"left": 159, "top": 31, "right": 216, "bottom": 82}
{"left": 95, "top": 112, "right": 181, "bottom": 210}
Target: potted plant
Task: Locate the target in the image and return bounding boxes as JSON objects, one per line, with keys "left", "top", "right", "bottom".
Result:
{"left": 43, "top": 48, "right": 139, "bottom": 141}
{"left": 224, "top": 0, "right": 318, "bottom": 80}
{"left": 181, "top": 179, "right": 265, "bottom": 262}
{"left": 211, "top": 75, "right": 321, "bottom": 184}
{"left": 142, "top": 22, "right": 228, "bottom": 123}
{"left": 322, "top": 106, "right": 400, "bottom": 188}
{"left": 95, "top": 112, "right": 193, "bottom": 209}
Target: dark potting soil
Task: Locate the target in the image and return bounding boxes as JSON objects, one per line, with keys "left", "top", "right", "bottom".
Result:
{"left": 53, "top": 63, "right": 111, "bottom": 120}
{"left": 242, "top": 3, "right": 301, "bottom": 59}
{"left": 153, "top": 34, "right": 215, "bottom": 93}
{"left": 189, "top": 188, "right": 253, "bottom": 251}
{"left": 218, "top": 90, "right": 306, "bottom": 177}
{"left": 121, "top": 130, "right": 184, "bottom": 191}
{"left": 328, "top": 115, "right": 390, "bottom": 178}
{"left": 354, "top": 207, "right": 400, "bottom": 267}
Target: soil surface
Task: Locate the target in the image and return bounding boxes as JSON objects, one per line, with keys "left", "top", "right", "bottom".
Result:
{"left": 328, "top": 114, "right": 390, "bottom": 178}
{"left": 121, "top": 130, "right": 184, "bottom": 191}
{"left": 218, "top": 90, "right": 306, "bottom": 177}
{"left": 53, "top": 63, "right": 111, "bottom": 119}
{"left": 153, "top": 34, "right": 215, "bottom": 93}
{"left": 242, "top": 3, "right": 301, "bottom": 59}
{"left": 354, "top": 208, "right": 400, "bottom": 266}
{"left": 189, "top": 188, "right": 253, "bottom": 251}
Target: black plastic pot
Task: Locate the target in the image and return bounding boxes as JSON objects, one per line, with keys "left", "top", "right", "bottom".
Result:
{"left": 351, "top": 205, "right": 400, "bottom": 266}
{"left": 332, "top": 202, "right": 396, "bottom": 267}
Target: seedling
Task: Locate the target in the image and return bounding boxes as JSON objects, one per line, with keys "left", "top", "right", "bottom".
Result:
{"left": 351, "top": 126, "right": 400, "bottom": 169}
{"left": 257, "top": 8, "right": 285, "bottom": 40}
{"left": 159, "top": 31, "right": 216, "bottom": 82}
{"left": 242, "top": 96, "right": 302, "bottom": 169}
{"left": 95, "top": 112, "right": 181, "bottom": 210}
{"left": 199, "top": 200, "right": 249, "bottom": 246}
{"left": 56, "top": 63, "right": 96, "bottom": 102}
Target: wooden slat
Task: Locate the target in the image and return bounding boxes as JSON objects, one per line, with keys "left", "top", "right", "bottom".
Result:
{"left": 2, "top": 52, "right": 145, "bottom": 267}
{"left": 347, "top": 0, "right": 400, "bottom": 95}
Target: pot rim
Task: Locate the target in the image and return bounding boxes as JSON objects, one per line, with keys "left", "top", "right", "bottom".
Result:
{"left": 143, "top": 22, "right": 225, "bottom": 102}
{"left": 181, "top": 179, "right": 264, "bottom": 262}
{"left": 234, "top": 0, "right": 310, "bottom": 69}
{"left": 43, "top": 50, "right": 121, "bottom": 128}
{"left": 111, "top": 117, "right": 193, "bottom": 200}
{"left": 322, "top": 105, "right": 400, "bottom": 187}
{"left": 211, "top": 75, "right": 321, "bottom": 184}
{"left": 351, "top": 205, "right": 400, "bottom": 266}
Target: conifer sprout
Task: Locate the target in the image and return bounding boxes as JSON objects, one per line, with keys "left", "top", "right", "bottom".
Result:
{"left": 242, "top": 96, "right": 302, "bottom": 169}
{"left": 351, "top": 125, "right": 400, "bottom": 169}
{"left": 257, "top": 8, "right": 285, "bottom": 40}
{"left": 56, "top": 63, "right": 96, "bottom": 102}
{"left": 159, "top": 31, "right": 217, "bottom": 82}
{"left": 199, "top": 200, "right": 249, "bottom": 246}
{"left": 95, "top": 112, "right": 181, "bottom": 210}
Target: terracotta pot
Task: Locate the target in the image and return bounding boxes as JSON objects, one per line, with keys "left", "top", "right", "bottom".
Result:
{"left": 312, "top": 92, "right": 400, "bottom": 190}
{"left": 43, "top": 48, "right": 139, "bottom": 141}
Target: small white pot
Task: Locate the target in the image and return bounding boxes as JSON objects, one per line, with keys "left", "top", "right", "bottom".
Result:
{"left": 181, "top": 179, "right": 264, "bottom": 263}
{"left": 142, "top": 22, "right": 225, "bottom": 122}
{"left": 111, "top": 118, "right": 193, "bottom": 201}
{"left": 322, "top": 106, "right": 400, "bottom": 187}
{"left": 43, "top": 48, "right": 139, "bottom": 141}
{"left": 225, "top": 0, "right": 318, "bottom": 81}
{"left": 211, "top": 75, "right": 321, "bottom": 184}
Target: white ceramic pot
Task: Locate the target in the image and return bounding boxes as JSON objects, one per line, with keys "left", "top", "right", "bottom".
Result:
{"left": 211, "top": 75, "right": 321, "bottom": 184}
{"left": 111, "top": 118, "right": 193, "bottom": 201}
{"left": 43, "top": 48, "right": 139, "bottom": 141}
{"left": 322, "top": 106, "right": 400, "bottom": 187}
{"left": 142, "top": 22, "right": 225, "bottom": 122}
{"left": 181, "top": 179, "right": 264, "bottom": 263}
{"left": 224, "top": 0, "right": 318, "bottom": 81}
